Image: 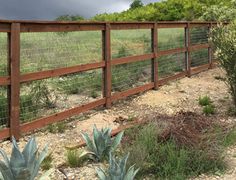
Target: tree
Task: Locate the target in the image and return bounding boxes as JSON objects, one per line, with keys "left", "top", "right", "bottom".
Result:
{"left": 56, "top": 15, "right": 84, "bottom": 21}
{"left": 130, "top": 0, "right": 143, "bottom": 9}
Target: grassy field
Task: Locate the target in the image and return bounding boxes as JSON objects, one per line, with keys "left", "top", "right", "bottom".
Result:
{"left": 0, "top": 27, "right": 209, "bottom": 126}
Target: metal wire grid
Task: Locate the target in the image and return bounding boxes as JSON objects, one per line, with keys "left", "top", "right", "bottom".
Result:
{"left": 0, "top": 33, "right": 8, "bottom": 76}
{"left": 158, "top": 28, "right": 185, "bottom": 51}
{"left": 190, "top": 27, "right": 209, "bottom": 45}
{"left": 111, "top": 60, "right": 152, "bottom": 93}
{"left": 0, "top": 87, "right": 8, "bottom": 128}
{"left": 111, "top": 30, "right": 152, "bottom": 59}
{"left": 19, "top": 69, "right": 102, "bottom": 123}
{"left": 20, "top": 31, "right": 102, "bottom": 73}
{"left": 190, "top": 49, "right": 209, "bottom": 67}
{"left": 158, "top": 53, "right": 186, "bottom": 79}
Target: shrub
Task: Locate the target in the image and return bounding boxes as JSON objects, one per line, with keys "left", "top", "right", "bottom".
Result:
{"left": 198, "top": 95, "right": 211, "bottom": 106}
{"left": 211, "top": 22, "right": 236, "bottom": 110}
{"left": 203, "top": 105, "right": 215, "bottom": 115}
{"left": 0, "top": 137, "right": 49, "bottom": 180}
{"left": 96, "top": 153, "right": 139, "bottom": 180}
{"left": 82, "top": 126, "right": 124, "bottom": 162}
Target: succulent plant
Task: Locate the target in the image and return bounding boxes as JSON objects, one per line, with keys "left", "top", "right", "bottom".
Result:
{"left": 81, "top": 126, "right": 124, "bottom": 162}
{"left": 0, "top": 137, "right": 48, "bottom": 180}
{"left": 96, "top": 153, "right": 139, "bottom": 180}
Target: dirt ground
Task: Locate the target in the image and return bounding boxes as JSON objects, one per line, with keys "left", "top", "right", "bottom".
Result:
{"left": 0, "top": 67, "right": 236, "bottom": 180}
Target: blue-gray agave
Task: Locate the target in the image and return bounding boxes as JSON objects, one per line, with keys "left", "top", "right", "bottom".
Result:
{"left": 81, "top": 126, "right": 124, "bottom": 162}
{"left": 96, "top": 153, "right": 139, "bottom": 180}
{"left": 0, "top": 137, "right": 48, "bottom": 180}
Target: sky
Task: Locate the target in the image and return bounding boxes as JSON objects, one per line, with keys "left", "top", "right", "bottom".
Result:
{"left": 0, "top": 0, "right": 159, "bottom": 20}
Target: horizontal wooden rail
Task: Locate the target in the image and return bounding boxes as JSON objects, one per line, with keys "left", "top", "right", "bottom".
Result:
{"left": 189, "top": 43, "right": 209, "bottom": 51}
{"left": 191, "top": 64, "right": 210, "bottom": 75}
{"left": 20, "top": 98, "right": 106, "bottom": 133}
{"left": 158, "top": 47, "right": 187, "bottom": 57}
{"left": 0, "top": 128, "right": 10, "bottom": 140}
{"left": 111, "top": 83, "right": 154, "bottom": 102}
{"left": 0, "top": 76, "right": 10, "bottom": 85}
{"left": 111, "top": 53, "right": 154, "bottom": 66}
{"left": 20, "top": 61, "right": 105, "bottom": 83}
{"left": 158, "top": 71, "right": 187, "bottom": 86}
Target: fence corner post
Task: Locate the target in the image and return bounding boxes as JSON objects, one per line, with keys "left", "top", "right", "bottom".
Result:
{"left": 186, "top": 22, "right": 191, "bottom": 77}
{"left": 9, "top": 23, "right": 21, "bottom": 140}
{"left": 152, "top": 22, "right": 158, "bottom": 90}
{"left": 103, "top": 23, "right": 112, "bottom": 108}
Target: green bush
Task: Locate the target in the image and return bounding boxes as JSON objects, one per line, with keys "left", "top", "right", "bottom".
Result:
{"left": 66, "top": 149, "right": 87, "bottom": 168}
{"left": 211, "top": 22, "right": 236, "bottom": 110}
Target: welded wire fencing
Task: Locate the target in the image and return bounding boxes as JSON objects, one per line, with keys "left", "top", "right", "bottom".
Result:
{"left": 0, "top": 20, "right": 218, "bottom": 140}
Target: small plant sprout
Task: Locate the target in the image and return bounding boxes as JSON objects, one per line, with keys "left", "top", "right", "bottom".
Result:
{"left": 203, "top": 105, "right": 215, "bottom": 115}
{"left": 66, "top": 148, "right": 88, "bottom": 168}
{"left": 41, "top": 152, "right": 53, "bottom": 171}
{"left": 96, "top": 153, "right": 139, "bottom": 180}
{"left": 81, "top": 126, "right": 124, "bottom": 162}
{"left": 198, "top": 95, "right": 211, "bottom": 106}
{"left": 0, "top": 137, "right": 49, "bottom": 180}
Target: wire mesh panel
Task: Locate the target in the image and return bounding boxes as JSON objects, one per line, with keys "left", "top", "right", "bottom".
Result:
{"left": 111, "top": 60, "right": 152, "bottom": 93}
{"left": 0, "top": 87, "right": 8, "bottom": 129}
{"left": 190, "top": 49, "right": 209, "bottom": 67}
{"left": 20, "top": 69, "right": 102, "bottom": 123}
{"left": 190, "top": 27, "right": 209, "bottom": 45}
{"left": 0, "top": 33, "right": 8, "bottom": 76}
{"left": 111, "top": 30, "right": 151, "bottom": 59}
{"left": 158, "top": 53, "right": 186, "bottom": 79}
{"left": 158, "top": 28, "right": 185, "bottom": 51}
{"left": 20, "top": 31, "right": 102, "bottom": 73}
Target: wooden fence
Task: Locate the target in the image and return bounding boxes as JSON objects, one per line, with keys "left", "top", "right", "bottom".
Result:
{"left": 0, "top": 20, "right": 218, "bottom": 140}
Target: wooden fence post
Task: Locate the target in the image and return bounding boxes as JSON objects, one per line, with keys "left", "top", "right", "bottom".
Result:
{"left": 186, "top": 22, "right": 191, "bottom": 77}
{"left": 152, "top": 23, "right": 158, "bottom": 90}
{"left": 208, "top": 22, "right": 213, "bottom": 69}
{"left": 103, "top": 23, "right": 112, "bottom": 108}
{"left": 10, "top": 23, "right": 21, "bottom": 140}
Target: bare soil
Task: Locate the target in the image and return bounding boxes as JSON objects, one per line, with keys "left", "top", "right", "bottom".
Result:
{"left": 0, "top": 68, "right": 236, "bottom": 180}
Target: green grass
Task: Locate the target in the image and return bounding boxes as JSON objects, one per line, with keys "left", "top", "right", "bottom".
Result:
{"left": 123, "top": 123, "right": 226, "bottom": 180}
{"left": 41, "top": 153, "right": 53, "bottom": 171}
{"left": 203, "top": 105, "right": 215, "bottom": 115}
{"left": 66, "top": 149, "right": 86, "bottom": 168}
{"left": 199, "top": 95, "right": 211, "bottom": 106}
{"left": 222, "top": 126, "right": 236, "bottom": 147}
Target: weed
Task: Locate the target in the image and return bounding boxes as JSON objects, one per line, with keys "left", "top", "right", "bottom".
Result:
{"left": 57, "top": 122, "right": 67, "bottom": 133}
{"left": 66, "top": 149, "right": 86, "bottom": 167}
{"left": 46, "top": 122, "right": 67, "bottom": 133}
{"left": 90, "top": 91, "right": 99, "bottom": 98}
{"left": 222, "top": 126, "right": 236, "bottom": 147}
{"left": 41, "top": 153, "right": 53, "bottom": 171}
{"left": 203, "top": 105, "right": 215, "bottom": 115}
{"left": 199, "top": 95, "right": 211, "bottom": 106}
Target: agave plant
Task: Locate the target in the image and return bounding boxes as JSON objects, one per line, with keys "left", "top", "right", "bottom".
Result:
{"left": 81, "top": 126, "right": 124, "bottom": 162}
{"left": 0, "top": 137, "right": 48, "bottom": 180}
{"left": 96, "top": 153, "right": 139, "bottom": 180}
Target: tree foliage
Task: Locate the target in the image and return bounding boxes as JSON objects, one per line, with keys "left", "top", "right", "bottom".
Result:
{"left": 93, "top": 0, "right": 233, "bottom": 21}
{"left": 130, "top": 0, "right": 144, "bottom": 9}
{"left": 56, "top": 15, "right": 84, "bottom": 21}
